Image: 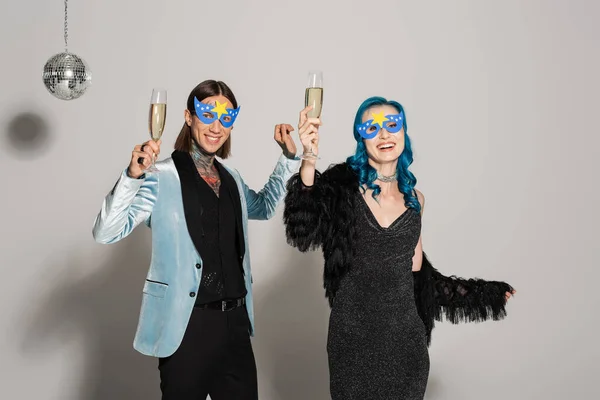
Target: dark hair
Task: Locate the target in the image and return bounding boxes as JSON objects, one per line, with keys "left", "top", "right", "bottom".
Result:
{"left": 174, "top": 80, "right": 238, "bottom": 158}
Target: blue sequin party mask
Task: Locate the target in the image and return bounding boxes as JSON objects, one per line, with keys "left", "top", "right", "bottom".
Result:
{"left": 193, "top": 96, "right": 240, "bottom": 128}
{"left": 355, "top": 111, "right": 404, "bottom": 139}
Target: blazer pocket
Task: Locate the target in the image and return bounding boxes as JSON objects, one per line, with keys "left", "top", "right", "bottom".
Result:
{"left": 143, "top": 279, "right": 168, "bottom": 298}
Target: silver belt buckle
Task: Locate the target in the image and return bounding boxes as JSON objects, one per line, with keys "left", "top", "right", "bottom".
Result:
{"left": 222, "top": 298, "right": 242, "bottom": 311}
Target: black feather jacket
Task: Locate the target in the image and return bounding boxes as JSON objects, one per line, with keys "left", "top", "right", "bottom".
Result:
{"left": 283, "top": 162, "right": 514, "bottom": 345}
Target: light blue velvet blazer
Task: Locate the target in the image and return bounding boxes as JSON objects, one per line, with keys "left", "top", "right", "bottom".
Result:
{"left": 92, "top": 154, "right": 300, "bottom": 358}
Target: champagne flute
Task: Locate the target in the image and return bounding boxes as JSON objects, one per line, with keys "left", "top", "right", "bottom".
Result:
{"left": 301, "top": 70, "right": 323, "bottom": 160}
{"left": 146, "top": 88, "right": 167, "bottom": 173}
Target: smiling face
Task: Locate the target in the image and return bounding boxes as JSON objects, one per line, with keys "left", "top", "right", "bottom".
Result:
{"left": 184, "top": 94, "right": 233, "bottom": 155}
{"left": 361, "top": 104, "right": 405, "bottom": 167}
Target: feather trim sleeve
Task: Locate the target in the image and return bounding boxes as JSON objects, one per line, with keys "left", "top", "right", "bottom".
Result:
{"left": 283, "top": 170, "right": 328, "bottom": 251}
{"left": 413, "top": 252, "right": 514, "bottom": 345}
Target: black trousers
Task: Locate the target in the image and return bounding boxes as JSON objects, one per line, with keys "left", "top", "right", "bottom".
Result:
{"left": 158, "top": 305, "right": 258, "bottom": 400}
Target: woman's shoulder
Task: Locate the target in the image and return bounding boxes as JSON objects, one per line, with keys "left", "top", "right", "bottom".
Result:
{"left": 316, "top": 163, "right": 357, "bottom": 193}
{"left": 322, "top": 162, "right": 356, "bottom": 183}
{"left": 413, "top": 188, "right": 425, "bottom": 210}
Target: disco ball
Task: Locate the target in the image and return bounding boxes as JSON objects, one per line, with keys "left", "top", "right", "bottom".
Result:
{"left": 42, "top": 52, "right": 92, "bottom": 100}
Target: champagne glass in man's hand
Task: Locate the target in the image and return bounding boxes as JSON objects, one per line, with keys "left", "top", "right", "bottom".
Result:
{"left": 126, "top": 88, "right": 166, "bottom": 178}
{"left": 144, "top": 88, "right": 167, "bottom": 173}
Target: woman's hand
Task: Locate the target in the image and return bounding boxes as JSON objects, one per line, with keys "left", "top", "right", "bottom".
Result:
{"left": 298, "top": 105, "right": 321, "bottom": 157}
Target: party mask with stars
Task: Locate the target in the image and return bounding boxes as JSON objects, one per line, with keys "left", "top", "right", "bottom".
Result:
{"left": 355, "top": 111, "right": 404, "bottom": 140}
{"left": 193, "top": 96, "right": 241, "bottom": 128}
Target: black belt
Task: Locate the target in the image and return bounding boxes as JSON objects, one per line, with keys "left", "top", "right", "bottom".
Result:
{"left": 195, "top": 297, "right": 246, "bottom": 311}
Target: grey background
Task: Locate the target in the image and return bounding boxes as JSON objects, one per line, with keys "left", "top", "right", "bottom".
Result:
{"left": 1, "top": 0, "right": 598, "bottom": 399}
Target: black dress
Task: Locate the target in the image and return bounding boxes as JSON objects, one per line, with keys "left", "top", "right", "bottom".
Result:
{"left": 283, "top": 163, "right": 514, "bottom": 399}
{"left": 327, "top": 193, "right": 429, "bottom": 399}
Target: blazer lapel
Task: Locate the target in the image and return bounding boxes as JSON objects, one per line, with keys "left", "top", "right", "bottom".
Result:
{"left": 215, "top": 160, "right": 246, "bottom": 261}
{"left": 172, "top": 150, "right": 205, "bottom": 256}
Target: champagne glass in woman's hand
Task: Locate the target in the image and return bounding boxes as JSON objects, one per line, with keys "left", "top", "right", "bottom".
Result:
{"left": 298, "top": 104, "right": 321, "bottom": 162}
{"left": 300, "top": 70, "right": 323, "bottom": 160}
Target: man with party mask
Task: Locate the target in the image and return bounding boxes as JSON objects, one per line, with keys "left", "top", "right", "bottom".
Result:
{"left": 92, "top": 80, "right": 300, "bottom": 399}
{"left": 284, "top": 96, "right": 516, "bottom": 399}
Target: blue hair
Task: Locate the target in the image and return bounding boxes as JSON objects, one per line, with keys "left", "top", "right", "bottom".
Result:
{"left": 346, "top": 96, "right": 421, "bottom": 213}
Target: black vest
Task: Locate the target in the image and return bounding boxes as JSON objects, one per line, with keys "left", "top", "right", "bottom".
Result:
{"left": 172, "top": 150, "right": 246, "bottom": 304}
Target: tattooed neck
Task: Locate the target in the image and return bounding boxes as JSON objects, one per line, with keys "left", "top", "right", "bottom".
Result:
{"left": 191, "top": 140, "right": 221, "bottom": 196}
{"left": 191, "top": 140, "right": 216, "bottom": 171}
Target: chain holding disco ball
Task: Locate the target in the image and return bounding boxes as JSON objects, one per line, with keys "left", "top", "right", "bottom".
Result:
{"left": 42, "top": 0, "right": 91, "bottom": 100}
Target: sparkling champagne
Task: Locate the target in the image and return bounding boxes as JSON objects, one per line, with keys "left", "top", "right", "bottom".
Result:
{"left": 149, "top": 103, "right": 167, "bottom": 140}
{"left": 305, "top": 87, "right": 323, "bottom": 118}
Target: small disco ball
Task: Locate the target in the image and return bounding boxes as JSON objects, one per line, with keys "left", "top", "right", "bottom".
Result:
{"left": 42, "top": 52, "right": 92, "bottom": 100}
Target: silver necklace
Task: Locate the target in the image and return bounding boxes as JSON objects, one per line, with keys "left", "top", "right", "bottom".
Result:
{"left": 377, "top": 173, "right": 397, "bottom": 183}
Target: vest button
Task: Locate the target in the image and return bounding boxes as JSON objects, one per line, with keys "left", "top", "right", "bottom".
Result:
{"left": 195, "top": 263, "right": 201, "bottom": 269}
{"left": 189, "top": 292, "right": 196, "bottom": 297}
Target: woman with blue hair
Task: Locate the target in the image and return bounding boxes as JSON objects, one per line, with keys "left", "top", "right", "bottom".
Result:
{"left": 284, "top": 98, "right": 516, "bottom": 399}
